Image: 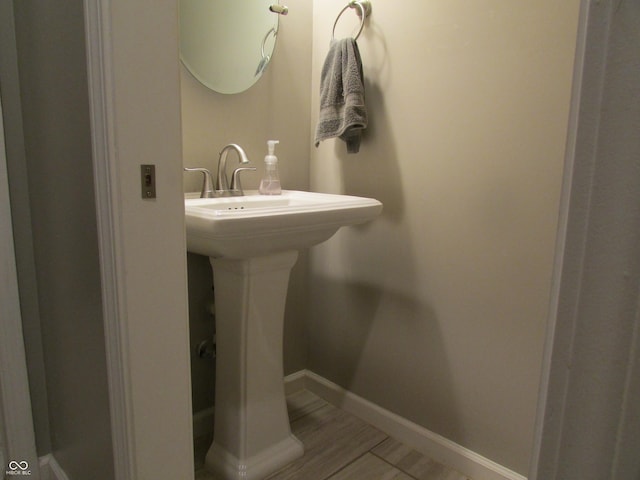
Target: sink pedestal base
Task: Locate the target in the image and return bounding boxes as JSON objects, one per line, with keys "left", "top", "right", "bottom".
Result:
{"left": 205, "top": 251, "right": 304, "bottom": 480}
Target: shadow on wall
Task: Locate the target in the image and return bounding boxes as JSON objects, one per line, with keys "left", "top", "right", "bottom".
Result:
{"left": 310, "top": 70, "right": 463, "bottom": 435}
{"left": 326, "top": 20, "right": 398, "bottom": 216}
{"left": 307, "top": 274, "right": 464, "bottom": 442}
{"left": 311, "top": 20, "right": 465, "bottom": 439}
{"left": 309, "top": 28, "right": 462, "bottom": 438}
{"left": 330, "top": 30, "right": 405, "bottom": 224}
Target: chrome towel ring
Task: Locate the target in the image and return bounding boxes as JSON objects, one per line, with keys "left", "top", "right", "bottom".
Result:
{"left": 332, "top": 0, "right": 372, "bottom": 41}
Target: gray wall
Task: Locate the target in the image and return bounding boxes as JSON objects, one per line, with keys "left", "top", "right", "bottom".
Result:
{"left": 7, "top": 0, "right": 114, "bottom": 477}
{"left": 308, "top": 0, "right": 580, "bottom": 475}
{"left": 0, "top": 0, "right": 50, "bottom": 455}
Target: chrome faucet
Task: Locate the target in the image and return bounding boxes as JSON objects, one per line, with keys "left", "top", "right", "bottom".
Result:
{"left": 216, "top": 144, "right": 255, "bottom": 196}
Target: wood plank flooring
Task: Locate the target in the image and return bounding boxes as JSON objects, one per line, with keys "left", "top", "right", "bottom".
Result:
{"left": 195, "top": 390, "right": 470, "bottom": 480}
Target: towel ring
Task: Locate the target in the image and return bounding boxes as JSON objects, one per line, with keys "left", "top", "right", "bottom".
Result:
{"left": 332, "top": 0, "right": 372, "bottom": 41}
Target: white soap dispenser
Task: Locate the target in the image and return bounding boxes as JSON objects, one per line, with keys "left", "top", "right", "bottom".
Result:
{"left": 259, "top": 140, "right": 282, "bottom": 195}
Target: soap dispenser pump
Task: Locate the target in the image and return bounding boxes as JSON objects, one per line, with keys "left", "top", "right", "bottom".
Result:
{"left": 259, "top": 140, "right": 282, "bottom": 195}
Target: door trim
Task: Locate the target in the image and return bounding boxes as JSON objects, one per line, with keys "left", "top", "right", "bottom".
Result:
{"left": 83, "top": 0, "right": 193, "bottom": 478}
{"left": 83, "top": 1, "right": 136, "bottom": 478}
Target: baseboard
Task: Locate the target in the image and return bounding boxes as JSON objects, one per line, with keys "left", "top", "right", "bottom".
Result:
{"left": 283, "top": 369, "right": 307, "bottom": 396}
{"left": 38, "top": 454, "right": 71, "bottom": 480}
{"left": 284, "top": 369, "right": 527, "bottom": 480}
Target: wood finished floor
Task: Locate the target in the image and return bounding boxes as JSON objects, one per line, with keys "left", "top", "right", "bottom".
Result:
{"left": 195, "top": 390, "right": 471, "bottom": 480}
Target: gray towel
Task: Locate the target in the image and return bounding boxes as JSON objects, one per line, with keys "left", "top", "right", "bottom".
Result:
{"left": 315, "top": 38, "right": 367, "bottom": 154}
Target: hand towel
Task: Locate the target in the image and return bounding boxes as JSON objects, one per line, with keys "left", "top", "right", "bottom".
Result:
{"left": 314, "top": 38, "right": 367, "bottom": 154}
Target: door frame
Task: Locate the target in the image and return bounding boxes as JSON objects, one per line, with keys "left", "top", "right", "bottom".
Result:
{"left": 529, "top": 0, "right": 640, "bottom": 478}
{"left": 83, "top": 0, "right": 639, "bottom": 478}
{"left": 84, "top": 0, "right": 194, "bottom": 479}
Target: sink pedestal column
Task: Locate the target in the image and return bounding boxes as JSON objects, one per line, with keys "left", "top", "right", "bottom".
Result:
{"left": 205, "top": 250, "right": 304, "bottom": 480}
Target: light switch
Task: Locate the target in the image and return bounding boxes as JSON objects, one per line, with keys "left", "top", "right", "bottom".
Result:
{"left": 141, "top": 164, "right": 156, "bottom": 199}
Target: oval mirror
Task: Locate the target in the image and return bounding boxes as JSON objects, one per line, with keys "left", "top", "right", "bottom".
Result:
{"left": 180, "top": 0, "right": 281, "bottom": 94}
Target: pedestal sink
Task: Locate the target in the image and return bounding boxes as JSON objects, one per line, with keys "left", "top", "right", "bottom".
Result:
{"left": 184, "top": 190, "right": 382, "bottom": 480}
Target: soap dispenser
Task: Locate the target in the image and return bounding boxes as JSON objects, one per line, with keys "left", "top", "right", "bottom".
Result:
{"left": 259, "top": 140, "right": 282, "bottom": 195}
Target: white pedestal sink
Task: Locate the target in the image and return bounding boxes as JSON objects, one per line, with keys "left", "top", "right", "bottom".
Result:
{"left": 185, "top": 190, "right": 382, "bottom": 480}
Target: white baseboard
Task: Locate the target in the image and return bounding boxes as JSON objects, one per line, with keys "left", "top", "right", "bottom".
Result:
{"left": 283, "top": 369, "right": 307, "bottom": 396}
{"left": 38, "top": 454, "right": 71, "bottom": 480}
{"left": 284, "top": 369, "right": 526, "bottom": 480}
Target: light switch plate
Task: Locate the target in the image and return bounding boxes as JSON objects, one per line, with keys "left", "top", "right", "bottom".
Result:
{"left": 141, "top": 164, "right": 156, "bottom": 199}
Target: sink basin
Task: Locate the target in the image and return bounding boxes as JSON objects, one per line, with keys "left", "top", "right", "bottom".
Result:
{"left": 184, "top": 190, "right": 382, "bottom": 258}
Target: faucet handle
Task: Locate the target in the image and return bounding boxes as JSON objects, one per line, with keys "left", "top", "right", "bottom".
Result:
{"left": 184, "top": 167, "right": 215, "bottom": 198}
{"left": 230, "top": 167, "right": 257, "bottom": 195}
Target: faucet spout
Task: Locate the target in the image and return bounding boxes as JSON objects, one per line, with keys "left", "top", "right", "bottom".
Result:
{"left": 216, "top": 144, "right": 250, "bottom": 193}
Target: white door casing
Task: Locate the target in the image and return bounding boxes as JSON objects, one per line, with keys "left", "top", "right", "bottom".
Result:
{"left": 83, "top": 0, "right": 194, "bottom": 478}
